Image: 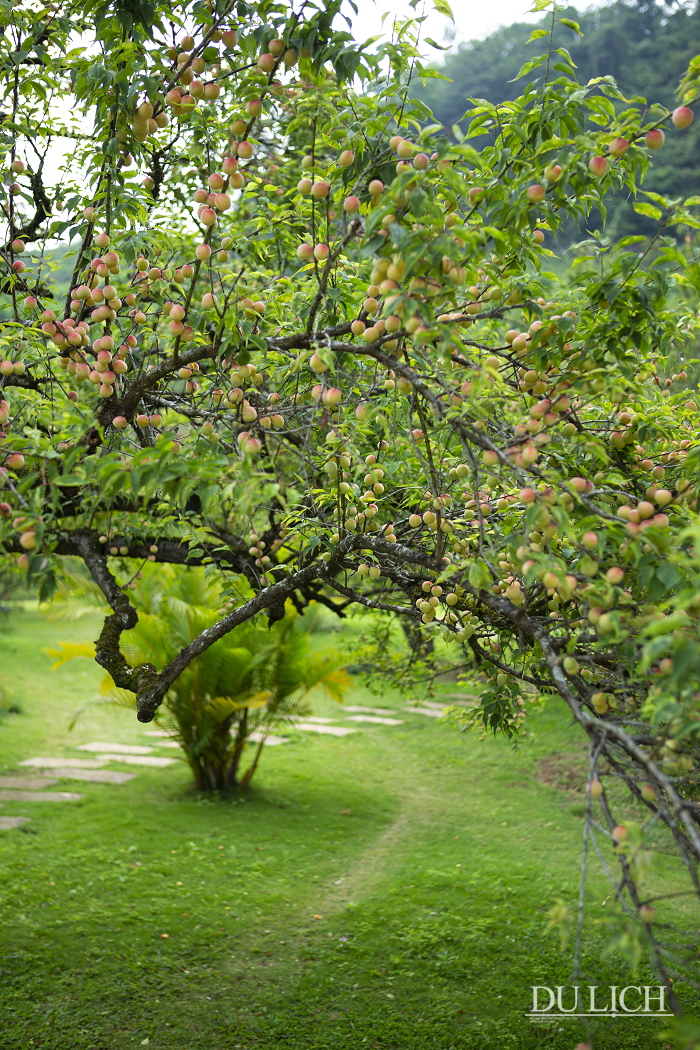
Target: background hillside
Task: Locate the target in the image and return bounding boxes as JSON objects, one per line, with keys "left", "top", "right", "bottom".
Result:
{"left": 413, "top": 0, "right": 700, "bottom": 243}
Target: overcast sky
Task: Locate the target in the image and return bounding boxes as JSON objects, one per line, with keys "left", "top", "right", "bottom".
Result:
{"left": 342, "top": 0, "right": 589, "bottom": 48}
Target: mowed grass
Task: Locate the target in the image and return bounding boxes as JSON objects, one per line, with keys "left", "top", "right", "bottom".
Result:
{"left": 0, "top": 604, "right": 697, "bottom": 1049}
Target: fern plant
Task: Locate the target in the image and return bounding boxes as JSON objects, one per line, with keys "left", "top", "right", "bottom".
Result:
{"left": 45, "top": 566, "right": 348, "bottom": 790}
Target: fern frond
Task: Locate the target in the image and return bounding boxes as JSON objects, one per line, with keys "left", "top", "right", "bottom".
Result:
{"left": 298, "top": 649, "right": 350, "bottom": 702}
{"left": 42, "top": 573, "right": 108, "bottom": 623}
{"left": 207, "top": 689, "right": 272, "bottom": 720}
{"left": 97, "top": 685, "right": 138, "bottom": 709}
{"left": 44, "top": 641, "right": 97, "bottom": 669}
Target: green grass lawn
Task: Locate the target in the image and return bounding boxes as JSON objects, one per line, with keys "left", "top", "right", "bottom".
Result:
{"left": 0, "top": 604, "right": 696, "bottom": 1049}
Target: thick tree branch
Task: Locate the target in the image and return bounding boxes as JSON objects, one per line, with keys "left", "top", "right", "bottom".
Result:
{"left": 69, "top": 530, "right": 159, "bottom": 695}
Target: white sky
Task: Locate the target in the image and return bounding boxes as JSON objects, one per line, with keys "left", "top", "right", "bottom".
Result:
{"left": 343, "top": 0, "right": 588, "bottom": 48}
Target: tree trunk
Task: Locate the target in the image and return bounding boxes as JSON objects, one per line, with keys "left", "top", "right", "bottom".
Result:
{"left": 240, "top": 731, "right": 266, "bottom": 788}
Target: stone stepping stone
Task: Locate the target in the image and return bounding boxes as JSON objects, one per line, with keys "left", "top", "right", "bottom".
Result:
{"left": 345, "top": 715, "right": 404, "bottom": 726}
{"left": 0, "top": 790, "right": 84, "bottom": 802}
{"left": 294, "top": 723, "right": 355, "bottom": 737}
{"left": 20, "top": 757, "right": 108, "bottom": 769}
{"left": 35, "top": 768, "right": 135, "bottom": 784}
{"left": 95, "top": 753, "right": 176, "bottom": 767}
{"left": 0, "top": 816, "right": 30, "bottom": 830}
{"left": 442, "top": 692, "right": 479, "bottom": 704}
{"left": 141, "top": 731, "right": 180, "bottom": 746}
{"left": 77, "top": 742, "right": 154, "bottom": 754}
{"left": 0, "top": 776, "right": 57, "bottom": 790}
{"left": 304, "top": 717, "right": 336, "bottom": 724}
{"left": 404, "top": 706, "right": 443, "bottom": 717}
{"left": 345, "top": 705, "right": 399, "bottom": 716}
{"left": 248, "top": 731, "right": 288, "bottom": 746}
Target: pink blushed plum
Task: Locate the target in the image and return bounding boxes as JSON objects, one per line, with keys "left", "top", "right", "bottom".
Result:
{"left": 589, "top": 156, "right": 608, "bottom": 177}
{"left": 526, "top": 184, "right": 545, "bottom": 203}
{"left": 609, "top": 137, "right": 629, "bottom": 157}
{"left": 673, "top": 106, "right": 694, "bottom": 129}
{"left": 257, "top": 53, "right": 275, "bottom": 72}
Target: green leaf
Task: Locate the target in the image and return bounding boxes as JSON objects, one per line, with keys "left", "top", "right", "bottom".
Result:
{"left": 558, "top": 17, "right": 583, "bottom": 35}
{"left": 554, "top": 47, "right": 577, "bottom": 67}
{"left": 512, "top": 55, "right": 547, "bottom": 82}
{"left": 424, "top": 37, "right": 449, "bottom": 50}
{"left": 654, "top": 564, "right": 683, "bottom": 596}
{"left": 432, "top": 0, "right": 454, "bottom": 20}
{"left": 415, "top": 67, "right": 453, "bottom": 82}
{"left": 617, "top": 235, "right": 648, "bottom": 247}
{"left": 526, "top": 29, "right": 550, "bottom": 43}
{"left": 633, "top": 202, "right": 662, "bottom": 220}
{"left": 643, "top": 190, "right": 669, "bottom": 207}
{"left": 468, "top": 561, "right": 492, "bottom": 591}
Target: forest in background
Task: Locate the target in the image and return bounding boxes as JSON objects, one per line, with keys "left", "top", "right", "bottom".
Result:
{"left": 415, "top": 0, "right": 700, "bottom": 244}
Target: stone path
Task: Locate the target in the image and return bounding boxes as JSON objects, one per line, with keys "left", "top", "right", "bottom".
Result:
{"left": 1, "top": 754, "right": 136, "bottom": 831}
{"left": 345, "top": 705, "right": 399, "bottom": 716}
{"left": 248, "top": 731, "right": 288, "bottom": 746}
{"left": 0, "top": 702, "right": 460, "bottom": 832}
{"left": 93, "top": 753, "right": 177, "bottom": 767}
{"left": 0, "top": 776, "right": 57, "bottom": 790}
{"left": 443, "top": 693, "right": 478, "bottom": 704}
{"left": 346, "top": 715, "right": 404, "bottom": 726}
{"left": 295, "top": 723, "right": 356, "bottom": 737}
{"left": 0, "top": 816, "right": 29, "bottom": 830}
{"left": 78, "top": 742, "right": 155, "bottom": 755}
{"left": 20, "top": 757, "right": 108, "bottom": 769}
{"left": 141, "top": 731, "right": 180, "bottom": 746}
{"left": 0, "top": 790, "right": 83, "bottom": 802}
{"left": 34, "top": 768, "right": 135, "bottom": 784}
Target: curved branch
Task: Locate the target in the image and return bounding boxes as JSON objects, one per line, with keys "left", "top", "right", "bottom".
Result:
{"left": 69, "top": 530, "right": 159, "bottom": 695}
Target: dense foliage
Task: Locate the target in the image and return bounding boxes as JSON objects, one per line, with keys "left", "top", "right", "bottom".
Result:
{"left": 3, "top": 0, "right": 700, "bottom": 1014}
{"left": 416, "top": 0, "right": 700, "bottom": 241}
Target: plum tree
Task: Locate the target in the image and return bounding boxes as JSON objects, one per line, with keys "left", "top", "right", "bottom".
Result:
{"left": 3, "top": 0, "right": 700, "bottom": 1004}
